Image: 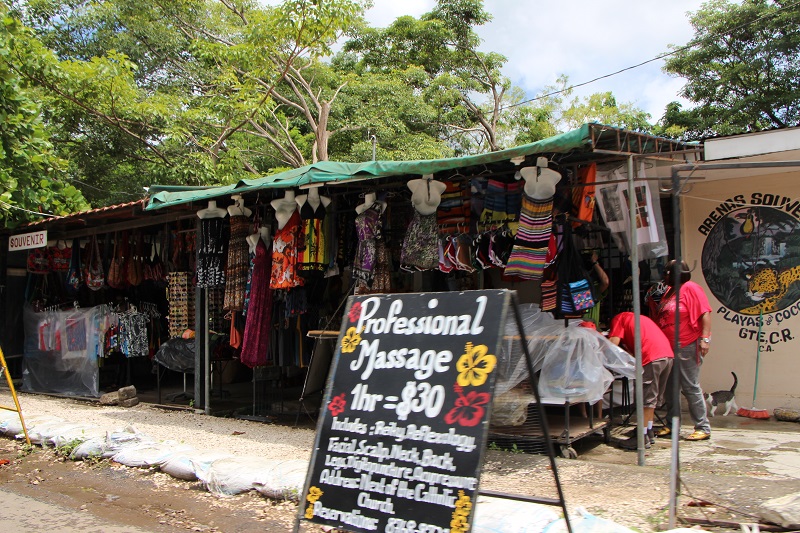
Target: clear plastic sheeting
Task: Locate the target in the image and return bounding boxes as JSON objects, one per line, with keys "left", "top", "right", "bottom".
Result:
{"left": 493, "top": 305, "right": 635, "bottom": 422}
{"left": 22, "top": 304, "right": 103, "bottom": 397}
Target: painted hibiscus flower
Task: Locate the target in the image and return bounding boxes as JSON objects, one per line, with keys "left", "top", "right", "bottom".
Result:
{"left": 328, "top": 393, "right": 347, "bottom": 416}
{"left": 444, "top": 390, "right": 491, "bottom": 427}
{"left": 348, "top": 301, "right": 362, "bottom": 323}
{"left": 456, "top": 342, "right": 497, "bottom": 387}
{"left": 340, "top": 327, "right": 362, "bottom": 353}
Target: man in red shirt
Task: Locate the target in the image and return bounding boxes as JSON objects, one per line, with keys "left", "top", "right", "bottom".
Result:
{"left": 608, "top": 312, "right": 674, "bottom": 449}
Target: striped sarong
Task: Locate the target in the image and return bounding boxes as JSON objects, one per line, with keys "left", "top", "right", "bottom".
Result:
{"left": 504, "top": 193, "right": 553, "bottom": 279}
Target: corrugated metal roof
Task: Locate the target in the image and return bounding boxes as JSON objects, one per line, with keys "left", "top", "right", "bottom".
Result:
{"left": 19, "top": 199, "right": 146, "bottom": 228}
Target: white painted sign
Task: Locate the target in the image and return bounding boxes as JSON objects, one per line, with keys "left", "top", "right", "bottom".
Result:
{"left": 8, "top": 230, "right": 48, "bottom": 251}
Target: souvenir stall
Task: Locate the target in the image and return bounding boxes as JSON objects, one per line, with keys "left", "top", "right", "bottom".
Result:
{"left": 2, "top": 200, "right": 202, "bottom": 397}
{"left": 142, "top": 123, "right": 698, "bottom": 427}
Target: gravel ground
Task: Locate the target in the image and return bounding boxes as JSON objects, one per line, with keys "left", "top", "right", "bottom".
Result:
{"left": 3, "top": 392, "right": 800, "bottom": 532}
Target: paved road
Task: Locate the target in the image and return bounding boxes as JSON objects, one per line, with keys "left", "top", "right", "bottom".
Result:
{"left": 0, "top": 488, "right": 156, "bottom": 533}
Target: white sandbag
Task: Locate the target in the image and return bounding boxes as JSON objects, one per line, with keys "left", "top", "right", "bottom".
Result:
{"left": 160, "top": 450, "right": 232, "bottom": 481}
{"left": 252, "top": 459, "right": 309, "bottom": 500}
{"left": 39, "top": 422, "right": 99, "bottom": 447}
{"left": 112, "top": 441, "right": 193, "bottom": 468}
{"left": 26, "top": 419, "right": 72, "bottom": 445}
{"left": 70, "top": 425, "right": 153, "bottom": 460}
{"left": 1, "top": 415, "right": 61, "bottom": 438}
{"left": 472, "top": 495, "right": 560, "bottom": 532}
{"left": 49, "top": 426, "right": 105, "bottom": 448}
{"left": 541, "top": 508, "right": 637, "bottom": 533}
{"left": 197, "top": 457, "right": 292, "bottom": 497}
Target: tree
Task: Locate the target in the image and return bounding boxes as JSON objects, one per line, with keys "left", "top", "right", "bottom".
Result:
{"left": 662, "top": 0, "right": 800, "bottom": 138}
{"left": 344, "top": 0, "right": 518, "bottom": 153}
{"left": 0, "top": 15, "right": 89, "bottom": 227}
{"left": 8, "top": 0, "right": 370, "bottom": 205}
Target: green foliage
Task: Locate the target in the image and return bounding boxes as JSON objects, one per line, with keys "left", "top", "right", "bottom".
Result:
{"left": 662, "top": 0, "right": 800, "bottom": 138}
{"left": 53, "top": 438, "right": 83, "bottom": 459}
{"left": 0, "top": 14, "right": 89, "bottom": 226}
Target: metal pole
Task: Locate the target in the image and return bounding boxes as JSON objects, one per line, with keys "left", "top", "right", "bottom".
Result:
{"left": 627, "top": 156, "right": 645, "bottom": 465}
{"left": 204, "top": 291, "right": 211, "bottom": 415}
{"left": 370, "top": 135, "right": 377, "bottom": 161}
{"left": 667, "top": 168, "right": 683, "bottom": 529}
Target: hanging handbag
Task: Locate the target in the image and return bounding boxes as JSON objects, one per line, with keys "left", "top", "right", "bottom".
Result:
{"left": 65, "top": 238, "right": 83, "bottom": 293}
{"left": 107, "top": 232, "right": 126, "bottom": 289}
{"left": 84, "top": 235, "right": 105, "bottom": 291}
{"left": 127, "top": 232, "right": 143, "bottom": 287}
{"left": 556, "top": 225, "right": 596, "bottom": 315}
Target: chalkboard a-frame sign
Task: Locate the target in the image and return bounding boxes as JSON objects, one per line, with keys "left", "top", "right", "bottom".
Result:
{"left": 297, "top": 290, "right": 509, "bottom": 533}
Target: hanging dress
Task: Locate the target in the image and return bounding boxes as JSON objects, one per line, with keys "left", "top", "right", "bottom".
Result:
{"left": 504, "top": 192, "right": 554, "bottom": 280}
{"left": 270, "top": 210, "right": 305, "bottom": 290}
{"left": 352, "top": 204, "right": 382, "bottom": 289}
{"left": 196, "top": 217, "right": 226, "bottom": 288}
{"left": 224, "top": 215, "right": 250, "bottom": 311}
{"left": 400, "top": 211, "right": 439, "bottom": 271}
{"left": 240, "top": 239, "right": 274, "bottom": 368}
{"left": 297, "top": 200, "right": 329, "bottom": 274}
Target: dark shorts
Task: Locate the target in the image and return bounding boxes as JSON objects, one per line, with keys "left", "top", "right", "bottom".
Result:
{"left": 643, "top": 357, "right": 674, "bottom": 408}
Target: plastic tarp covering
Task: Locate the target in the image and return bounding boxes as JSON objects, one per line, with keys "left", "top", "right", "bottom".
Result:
{"left": 492, "top": 305, "right": 635, "bottom": 424}
{"left": 146, "top": 125, "right": 593, "bottom": 210}
{"left": 153, "top": 338, "right": 195, "bottom": 373}
{"left": 22, "top": 304, "right": 101, "bottom": 397}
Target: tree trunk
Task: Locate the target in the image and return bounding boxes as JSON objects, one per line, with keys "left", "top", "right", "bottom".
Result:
{"left": 313, "top": 101, "right": 331, "bottom": 163}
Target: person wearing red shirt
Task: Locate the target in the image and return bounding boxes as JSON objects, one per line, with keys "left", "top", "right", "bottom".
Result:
{"left": 608, "top": 312, "right": 674, "bottom": 449}
{"left": 654, "top": 260, "right": 713, "bottom": 441}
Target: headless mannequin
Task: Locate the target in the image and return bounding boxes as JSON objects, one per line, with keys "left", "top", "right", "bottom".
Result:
{"left": 356, "top": 192, "right": 386, "bottom": 215}
{"left": 197, "top": 200, "right": 227, "bottom": 219}
{"left": 295, "top": 187, "right": 331, "bottom": 212}
{"left": 247, "top": 226, "right": 271, "bottom": 253}
{"left": 518, "top": 157, "right": 561, "bottom": 200}
{"left": 407, "top": 175, "right": 446, "bottom": 216}
{"left": 227, "top": 195, "right": 252, "bottom": 218}
{"left": 271, "top": 190, "right": 297, "bottom": 230}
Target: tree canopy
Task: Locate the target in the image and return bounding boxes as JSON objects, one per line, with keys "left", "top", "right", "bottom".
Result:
{"left": 1, "top": 0, "right": 661, "bottom": 216}
{"left": 662, "top": 0, "right": 800, "bottom": 138}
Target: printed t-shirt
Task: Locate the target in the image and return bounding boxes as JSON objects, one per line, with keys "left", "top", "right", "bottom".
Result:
{"left": 609, "top": 312, "right": 674, "bottom": 366}
{"left": 656, "top": 281, "right": 712, "bottom": 348}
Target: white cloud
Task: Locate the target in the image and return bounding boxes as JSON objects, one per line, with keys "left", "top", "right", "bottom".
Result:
{"left": 364, "top": 0, "right": 706, "bottom": 121}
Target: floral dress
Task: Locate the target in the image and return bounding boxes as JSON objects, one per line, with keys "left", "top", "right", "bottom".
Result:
{"left": 400, "top": 211, "right": 439, "bottom": 271}
{"left": 270, "top": 210, "right": 305, "bottom": 290}
{"left": 353, "top": 205, "right": 382, "bottom": 289}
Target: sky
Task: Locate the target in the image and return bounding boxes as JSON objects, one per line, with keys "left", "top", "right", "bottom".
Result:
{"left": 364, "top": 0, "right": 708, "bottom": 122}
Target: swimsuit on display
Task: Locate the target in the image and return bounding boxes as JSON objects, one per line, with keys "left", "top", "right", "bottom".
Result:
{"left": 297, "top": 201, "right": 328, "bottom": 273}
{"left": 401, "top": 211, "right": 439, "bottom": 271}
{"left": 224, "top": 215, "right": 250, "bottom": 311}
{"left": 196, "top": 217, "right": 226, "bottom": 288}
{"left": 270, "top": 210, "right": 305, "bottom": 290}
{"left": 504, "top": 192, "right": 554, "bottom": 280}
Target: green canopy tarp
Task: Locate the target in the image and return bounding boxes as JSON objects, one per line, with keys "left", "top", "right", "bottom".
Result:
{"left": 145, "top": 124, "right": 592, "bottom": 211}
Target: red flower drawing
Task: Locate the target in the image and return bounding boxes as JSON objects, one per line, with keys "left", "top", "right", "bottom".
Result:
{"left": 328, "top": 393, "right": 348, "bottom": 417}
{"left": 348, "top": 302, "right": 362, "bottom": 323}
{"left": 444, "top": 390, "right": 491, "bottom": 427}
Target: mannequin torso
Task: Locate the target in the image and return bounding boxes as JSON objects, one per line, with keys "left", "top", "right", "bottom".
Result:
{"left": 272, "top": 191, "right": 298, "bottom": 230}
{"left": 356, "top": 192, "right": 386, "bottom": 215}
{"left": 407, "top": 177, "right": 446, "bottom": 216}
{"left": 197, "top": 200, "right": 227, "bottom": 219}
{"left": 519, "top": 166, "right": 561, "bottom": 199}
{"left": 228, "top": 195, "right": 252, "bottom": 217}
{"left": 296, "top": 188, "right": 331, "bottom": 214}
